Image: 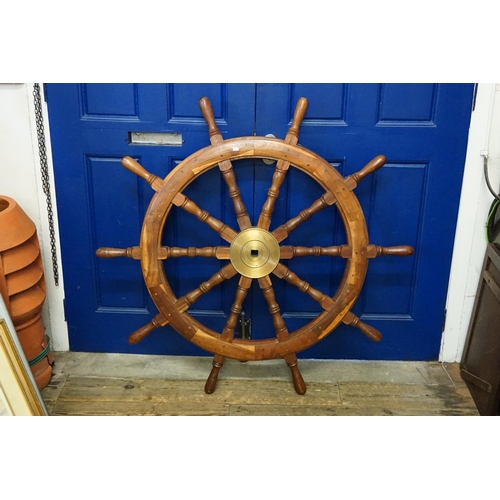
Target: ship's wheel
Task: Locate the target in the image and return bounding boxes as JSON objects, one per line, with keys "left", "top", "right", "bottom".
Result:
{"left": 97, "top": 97, "right": 413, "bottom": 395}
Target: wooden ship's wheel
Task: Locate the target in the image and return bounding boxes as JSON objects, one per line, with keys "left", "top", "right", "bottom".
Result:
{"left": 97, "top": 97, "right": 413, "bottom": 395}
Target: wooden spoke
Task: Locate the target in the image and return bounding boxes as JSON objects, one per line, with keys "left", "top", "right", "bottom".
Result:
{"left": 97, "top": 243, "right": 411, "bottom": 266}
{"left": 175, "top": 263, "right": 238, "bottom": 312}
{"left": 96, "top": 247, "right": 142, "bottom": 259}
{"left": 160, "top": 247, "right": 230, "bottom": 259}
{"left": 204, "top": 360, "right": 224, "bottom": 395}
{"left": 96, "top": 246, "right": 230, "bottom": 260}
{"left": 365, "top": 245, "right": 414, "bottom": 258}
{"left": 258, "top": 275, "right": 306, "bottom": 395}
{"left": 257, "top": 98, "right": 309, "bottom": 230}
{"left": 221, "top": 276, "right": 253, "bottom": 341}
{"left": 128, "top": 312, "right": 168, "bottom": 344}
{"left": 274, "top": 263, "right": 382, "bottom": 342}
{"left": 128, "top": 264, "right": 237, "bottom": 345}
{"left": 258, "top": 161, "right": 289, "bottom": 230}
{"left": 273, "top": 263, "right": 336, "bottom": 310}
{"left": 272, "top": 191, "right": 337, "bottom": 243}
{"left": 258, "top": 276, "right": 289, "bottom": 341}
{"left": 121, "top": 156, "right": 164, "bottom": 191}
{"left": 342, "top": 311, "right": 382, "bottom": 342}
{"left": 205, "top": 276, "right": 252, "bottom": 394}
{"left": 344, "top": 155, "right": 386, "bottom": 191}
{"left": 280, "top": 245, "right": 351, "bottom": 259}
{"left": 172, "top": 192, "right": 237, "bottom": 243}
{"left": 199, "top": 97, "right": 252, "bottom": 230}
{"left": 221, "top": 168, "right": 252, "bottom": 230}
{"left": 280, "top": 244, "right": 414, "bottom": 259}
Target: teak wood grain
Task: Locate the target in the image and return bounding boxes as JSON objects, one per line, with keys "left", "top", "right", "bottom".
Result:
{"left": 138, "top": 136, "right": 371, "bottom": 362}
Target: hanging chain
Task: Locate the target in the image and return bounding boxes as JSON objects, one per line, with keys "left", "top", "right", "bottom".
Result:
{"left": 33, "top": 83, "right": 59, "bottom": 286}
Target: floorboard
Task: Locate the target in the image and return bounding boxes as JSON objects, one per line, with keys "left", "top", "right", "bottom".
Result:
{"left": 41, "top": 355, "right": 480, "bottom": 416}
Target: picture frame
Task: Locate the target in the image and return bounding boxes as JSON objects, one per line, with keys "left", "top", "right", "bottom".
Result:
{"left": 0, "top": 295, "right": 47, "bottom": 416}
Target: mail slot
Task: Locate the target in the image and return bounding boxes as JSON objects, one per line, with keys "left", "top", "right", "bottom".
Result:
{"left": 128, "top": 131, "right": 183, "bottom": 146}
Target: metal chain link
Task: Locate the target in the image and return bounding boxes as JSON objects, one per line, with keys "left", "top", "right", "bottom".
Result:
{"left": 33, "top": 83, "right": 59, "bottom": 286}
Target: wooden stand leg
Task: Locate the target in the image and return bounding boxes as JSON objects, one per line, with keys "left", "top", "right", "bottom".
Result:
{"left": 204, "top": 354, "right": 225, "bottom": 394}
{"left": 284, "top": 354, "right": 306, "bottom": 395}
{"left": 205, "top": 353, "right": 307, "bottom": 395}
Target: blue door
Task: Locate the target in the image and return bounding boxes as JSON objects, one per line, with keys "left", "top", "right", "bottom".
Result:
{"left": 46, "top": 84, "right": 256, "bottom": 356}
{"left": 253, "top": 84, "right": 474, "bottom": 360}
{"left": 47, "top": 83, "right": 474, "bottom": 360}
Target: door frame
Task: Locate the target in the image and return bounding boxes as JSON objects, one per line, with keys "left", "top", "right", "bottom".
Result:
{"left": 442, "top": 83, "right": 497, "bottom": 362}
{"left": 34, "top": 83, "right": 495, "bottom": 361}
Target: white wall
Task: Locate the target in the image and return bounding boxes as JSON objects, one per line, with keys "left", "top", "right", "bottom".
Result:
{"left": 0, "top": 83, "right": 68, "bottom": 350}
{"left": 441, "top": 84, "right": 500, "bottom": 361}
{"left": 1, "top": 83, "right": 498, "bottom": 361}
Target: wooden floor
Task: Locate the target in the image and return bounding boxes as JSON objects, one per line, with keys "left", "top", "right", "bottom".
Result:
{"left": 41, "top": 359, "right": 480, "bottom": 416}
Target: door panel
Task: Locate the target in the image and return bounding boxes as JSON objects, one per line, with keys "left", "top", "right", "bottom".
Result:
{"left": 47, "top": 83, "right": 474, "bottom": 360}
{"left": 254, "top": 83, "right": 474, "bottom": 359}
{"left": 47, "top": 83, "right": 255, "bottom": 354}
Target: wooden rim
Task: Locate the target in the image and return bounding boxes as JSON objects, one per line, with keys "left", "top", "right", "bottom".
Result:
{"left": 140, "top": 137, "right": 369, "bottom": 361}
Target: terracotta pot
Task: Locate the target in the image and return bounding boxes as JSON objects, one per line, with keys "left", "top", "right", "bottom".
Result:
{"left": 16, "top": 313, "right": 46, "bottom": 353}
{"left": 1, "top": 236, "right": 40, "bottom": 274}
{"left": 29, "top": 334, "right": 54, "bottom": 390}
{"left": 0, "top": 195, "right": 53, "bottom": 390}
{"left": 0, "top": 196, "right": 36, "bottom": 253}
{"left": 5, "top": 257, "right": 44, "bottom": 296}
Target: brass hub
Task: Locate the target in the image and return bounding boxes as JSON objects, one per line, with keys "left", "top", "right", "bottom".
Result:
{"left": 229, "top": 228, "right": 280, "bottom": 278}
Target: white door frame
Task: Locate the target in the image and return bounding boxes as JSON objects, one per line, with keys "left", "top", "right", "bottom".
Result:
{"left": 441, "top": 83, "right": 500, "bottom": 362}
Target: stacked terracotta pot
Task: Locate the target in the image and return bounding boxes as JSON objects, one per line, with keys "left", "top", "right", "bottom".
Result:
{"left": 0, "top": 195, "right": 53, "bottom": 390}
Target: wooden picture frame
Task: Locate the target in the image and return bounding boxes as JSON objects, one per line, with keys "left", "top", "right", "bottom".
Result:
{"left": 0, "top": 296, "right": 47, "bottom": 416}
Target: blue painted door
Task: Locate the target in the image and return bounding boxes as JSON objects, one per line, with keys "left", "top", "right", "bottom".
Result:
{"left": 253, "top": 84, "right": 474, "bottom": 360}
{"left": 47, "top": 83, "right": 474, "bottom": 360}
{"left": 47, "top": 84, "right": 256, "bottom": 356}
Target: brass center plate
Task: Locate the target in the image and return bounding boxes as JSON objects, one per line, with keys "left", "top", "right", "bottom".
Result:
{"left": 229, "top": 228, "right": 280, "bottom": 278}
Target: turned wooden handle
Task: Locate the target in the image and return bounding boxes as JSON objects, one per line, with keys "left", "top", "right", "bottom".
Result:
{"left": 355, "top": 320, "right": 382, "bottom": 342}
{"left": 352, "top": 155, "right": 386, "bottom": 184}
{"left": 377, "top": 245, "right": 414, "bottom": 257}
{"left": 366, "top": 245, "right": 415, "bottom": 258}
{"left": 122, "top": 156, "right": 153, "bottom": 181}
{"left": 128, "top": 323, "right": 155, "bottom": 344}
{"left": 280, "top": 245, "right": 351, "bottom": 258}
{"left": 288, "top": 97, "right": 309, "bottom": 137}
{"left": 173, "top": 192, "right": 237, "bottom": 243}
{"left": 96, "top": 247, "right": 128, "bottom": 258}
{"left": 121, "top": 156, "right": 163, "bottom": 191}
{"left": 96, "top": 247, "right": 127, "bottom": 258}
{"left": 344, "top": 312, "right": 382, "bottom": 342}
{"left": 204, "top": 362, "right": 222, "bottom": 394}
{"left": 273, "top": 192, "right": 336, "bottom": 242}
{"left": 287, "top": 359, "right": 307, "bottom": 395}
{"left": 96, "top": 247, "right": 142, "bottom": 259}
{"left": 128, "top": 313, "right": 167, "bottom": 344}
{"left": 199, "top": 96, "right": 220, "bottom": 138}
